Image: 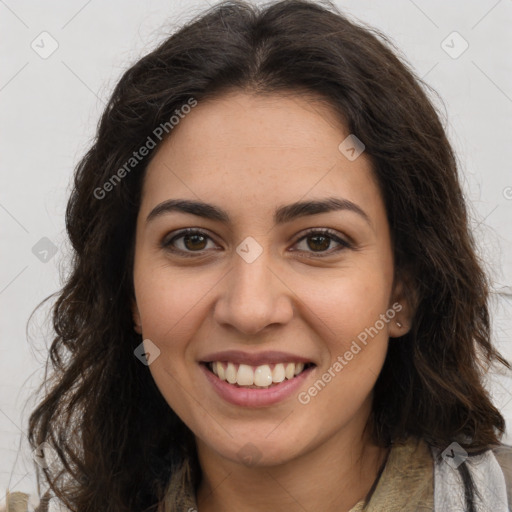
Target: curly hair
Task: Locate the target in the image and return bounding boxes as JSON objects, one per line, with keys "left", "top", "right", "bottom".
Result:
{"left": 27, "top": 1, "right": 510, "bottom": 511}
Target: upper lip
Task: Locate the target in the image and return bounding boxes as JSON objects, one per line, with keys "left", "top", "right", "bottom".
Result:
{"left": 200, "top": 350, "right": 315, "bottom": 367}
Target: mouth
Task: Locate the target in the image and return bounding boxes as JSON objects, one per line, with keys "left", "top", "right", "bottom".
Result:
{"left": 200, "top": 361, "right": 316, "bottom": 389}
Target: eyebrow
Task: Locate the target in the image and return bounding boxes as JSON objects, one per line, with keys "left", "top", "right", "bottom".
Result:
{"left": 146, "top": 197, "right": 372, "bottom": 228}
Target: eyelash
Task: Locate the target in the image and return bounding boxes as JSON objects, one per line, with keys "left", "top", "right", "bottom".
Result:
{"left": 161, "top": 228, "right": 352, "bottom": 258}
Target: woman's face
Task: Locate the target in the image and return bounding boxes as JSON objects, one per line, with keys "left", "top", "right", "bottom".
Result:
{"left": 132, "top": 91, "right": 411, "bottom": 466}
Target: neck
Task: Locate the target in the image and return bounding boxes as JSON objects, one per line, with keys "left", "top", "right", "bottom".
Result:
{"left": 195, "top": 417, "right": 389, "bottom": 512}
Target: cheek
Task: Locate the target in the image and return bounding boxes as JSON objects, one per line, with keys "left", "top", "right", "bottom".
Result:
{"left": 300, "top": 277, "right": 391, "bottom": 420}
{"left": 289, "top": 262, "right": 393, "bottom": 400}
{"left": 133, "top": 257, "right": 215, "bottom": 347}
{"left": 295, "top": 266, "right": 393, "bottom": 338}
{"left": 133, "top": 264, "right": 206, "bottom": 421}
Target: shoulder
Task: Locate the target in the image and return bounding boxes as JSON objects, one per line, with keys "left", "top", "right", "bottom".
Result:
{"left": 492, "top": 442, "right": 512, "bottom": 509}
{"left": 430, "top": 440, "right": 511, "bottom": 511}
{"left": 33, "top": 492, "right": 72, "bottom": 512}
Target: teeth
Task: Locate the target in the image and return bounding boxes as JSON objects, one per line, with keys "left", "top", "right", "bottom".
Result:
{"left": 225, "top": 362, "right": 237, "bottom": 384}
{"left": 216, "top": 361, "right": 226, "bottom": 381}
{"left": 272, "top": 363, "right": 286, "bottom": 383}
{"left": 210, "top": 361, "right": 309, "bottom": 388}
{"left": 254, "top": 364, "right": 273, "bottom": 387}
{"left": 237, "top": 364, "right": 254, "bottom": 386}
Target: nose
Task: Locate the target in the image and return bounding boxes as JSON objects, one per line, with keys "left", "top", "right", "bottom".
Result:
{"left": 213, "top": 245, "right": 294, "bottom": 336}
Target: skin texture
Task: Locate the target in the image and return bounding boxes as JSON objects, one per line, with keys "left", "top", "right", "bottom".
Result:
{"left": 131, "top": 91, "right": 415, "bottom": 512}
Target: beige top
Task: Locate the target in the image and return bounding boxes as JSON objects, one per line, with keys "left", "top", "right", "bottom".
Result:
{"left": 10, "top": 436, "right": 512, "bottom": 511}
{"left": 160, "top": 435, "right": 512, "bottom": 511}
{"left": 161, "top": 435, "right": 435, "bottom": 511}
{"left": 348, "top": 436, "right": 434, "bottom": 511}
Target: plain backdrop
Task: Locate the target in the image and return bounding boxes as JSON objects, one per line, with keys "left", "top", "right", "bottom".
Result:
{"left": 1, "top": 0, "right": 511, "bottom": 507}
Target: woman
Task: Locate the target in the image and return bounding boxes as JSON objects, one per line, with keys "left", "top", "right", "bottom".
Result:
{"left": 27, "top": 0, "right": 512, "bottom": 511}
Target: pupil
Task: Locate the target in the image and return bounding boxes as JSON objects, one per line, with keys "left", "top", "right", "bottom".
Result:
{"left": 185, "top": 234, "right": 206, "bottom": 250}
{"left": 308, "top": 235, "right": 329, "bottom": 251}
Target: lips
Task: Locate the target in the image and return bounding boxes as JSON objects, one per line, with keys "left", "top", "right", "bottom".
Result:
{"left": 199, "top": 360, "right": 316, "bottom": 407}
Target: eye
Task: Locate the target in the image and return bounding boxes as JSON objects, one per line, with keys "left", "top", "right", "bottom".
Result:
{"left": 292, "top": 228, "right": 352, "bottom": 257}
{"left": 161, "top": 227, "right": 351, "bottom": 258}
{"left": 161, "top": 229, "right": 217, "bottom": 256}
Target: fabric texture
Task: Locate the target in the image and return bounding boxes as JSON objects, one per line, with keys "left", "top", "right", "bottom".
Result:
{"left": 354, "top": 436, "right": 434, "bottom": 511}
{"left": 22, "top": 436, "right": 512, "bottom": 511}
{"left": 160, "top": 436, "right": 435, "bottom": 511}
{"left": 432, "top": 443, "right": 510, "bottom": 512}
{"left": 494, "top": 444, "right": 512, "bottom": 508}
{"left": 159, "top": 436, "right": 512, "bottom": 512}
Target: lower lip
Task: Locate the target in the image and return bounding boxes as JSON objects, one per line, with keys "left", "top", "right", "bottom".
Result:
{"left": 199, "top": 363, "right": 316, "bottom": 407}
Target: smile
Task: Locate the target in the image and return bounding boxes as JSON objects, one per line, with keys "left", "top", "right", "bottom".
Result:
{"left": 199, "top": 361, "right": 317, "bottom": 407}
{"left": 205, "top": 361, "right": 315, "bottom": 388}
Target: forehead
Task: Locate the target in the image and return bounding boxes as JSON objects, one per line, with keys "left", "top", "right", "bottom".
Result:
{"left": 140, "top": 91, "right": 384, "bottom": 225}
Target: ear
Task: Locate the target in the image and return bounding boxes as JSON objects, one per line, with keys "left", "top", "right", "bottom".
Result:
{"left": 388, "top": 272, "right": 417, "bottom": 338}
{"left": 131, "top": 299, "right": 142, "bottom": 335}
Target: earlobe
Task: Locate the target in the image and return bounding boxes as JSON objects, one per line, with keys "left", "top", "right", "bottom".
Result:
{"left": 131, "top": 299, "right": 142, "bottom": 335}
{"left": 388, "top": 275, "right": 417, "bottom": 338}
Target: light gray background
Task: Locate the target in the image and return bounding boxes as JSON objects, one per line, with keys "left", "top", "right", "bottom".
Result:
{"left": 1, "top": 0, "right": 511, "bottom": 507}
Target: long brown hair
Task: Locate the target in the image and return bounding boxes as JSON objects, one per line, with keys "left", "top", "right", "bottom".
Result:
{"left": 28, "top": 1, "right": 510, "bottom": 510}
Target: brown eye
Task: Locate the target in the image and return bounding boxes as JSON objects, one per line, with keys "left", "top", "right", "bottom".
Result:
{"left": 181, "top": 233, "right": 208, "bottom": 251}
{"left": 293, "top": 229, "right": 351, "bottom": 257}
{"left": 162, "top": 229, "right": 217, "bottom": 255}
{"left": 305, "top": 234, "right": 331, "bottom": 252}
